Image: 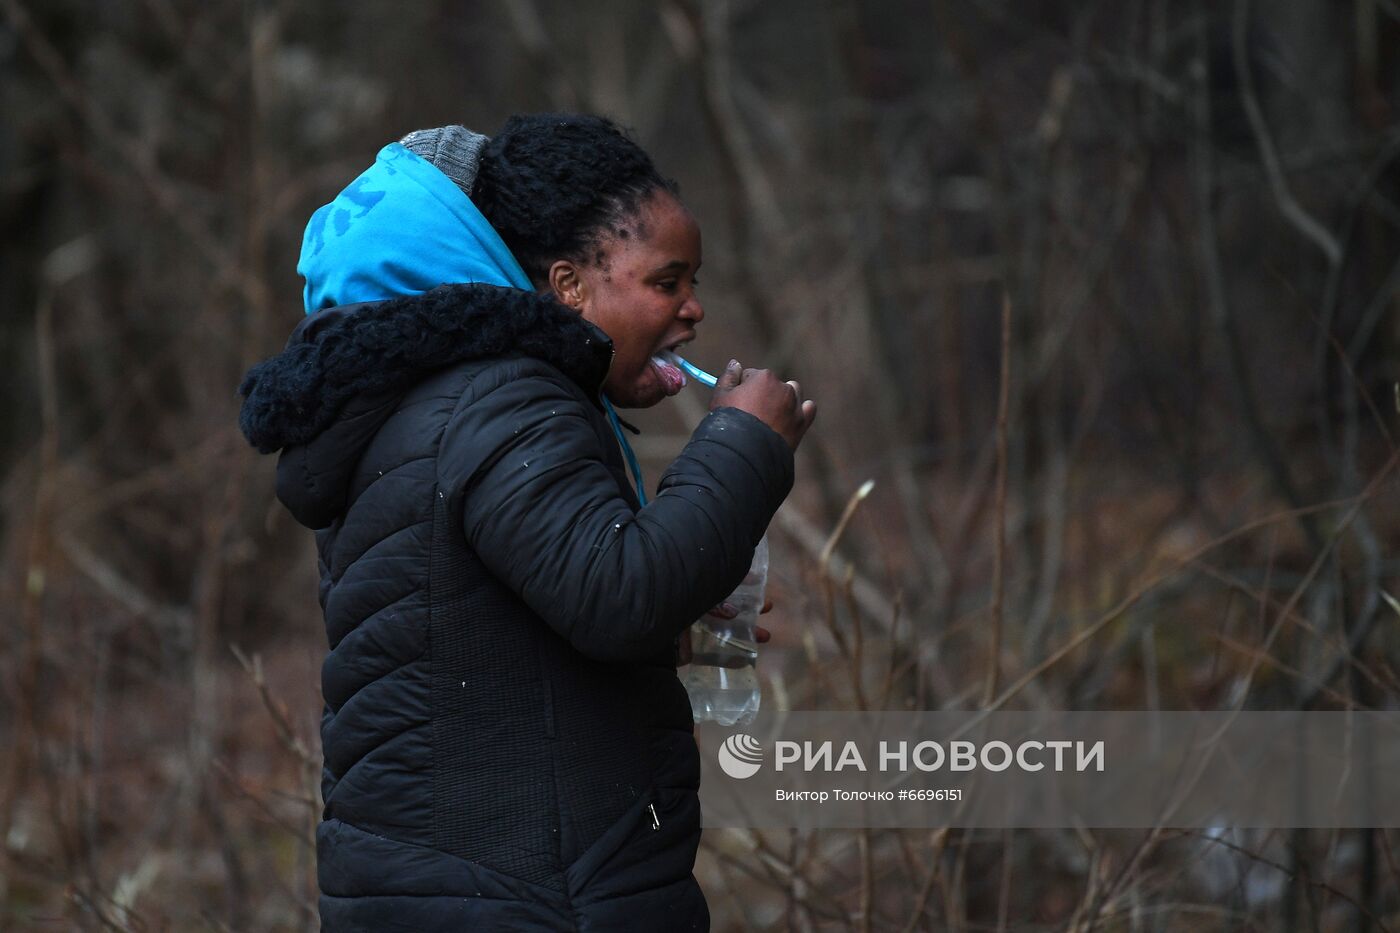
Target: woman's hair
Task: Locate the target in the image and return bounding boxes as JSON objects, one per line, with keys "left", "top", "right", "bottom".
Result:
{"left": 472, "top": 113, "right": 678, "bottom": 282}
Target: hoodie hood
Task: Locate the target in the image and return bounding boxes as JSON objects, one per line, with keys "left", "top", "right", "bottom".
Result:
{"left": 241, "top": 137, "right": 620, "bottom": 527}
{"left": 247, "top": 138, "right": 609, "bottom": 459}
{"left": 298, "top": 141, "right": 533, "bottom": 312}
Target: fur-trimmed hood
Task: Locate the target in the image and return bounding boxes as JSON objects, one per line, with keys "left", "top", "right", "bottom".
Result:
{"left": 238, "top": 283, "right": 613, "bottom": 456}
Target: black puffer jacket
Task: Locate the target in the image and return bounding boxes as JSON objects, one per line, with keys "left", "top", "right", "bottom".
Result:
{"left": 239, "top": 283, "right": 794, "bottom": 931}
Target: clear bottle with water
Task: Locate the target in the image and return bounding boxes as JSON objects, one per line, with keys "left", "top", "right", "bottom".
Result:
{"left": 682, "top": 535, "right": 768, "bottom": 726}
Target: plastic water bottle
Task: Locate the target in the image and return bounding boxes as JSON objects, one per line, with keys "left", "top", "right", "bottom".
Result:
{"left": 682, "top": 536, "right": 768, "bottom": 726}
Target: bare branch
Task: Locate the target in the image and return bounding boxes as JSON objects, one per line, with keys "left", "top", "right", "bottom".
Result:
{"left": 981, "top": 295, "right": 1011, "bottom": 707}
{"left": 1231, "top": 0, "right": 1343, "bottom": 266}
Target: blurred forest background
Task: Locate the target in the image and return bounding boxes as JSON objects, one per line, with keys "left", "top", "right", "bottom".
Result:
{"left": 3, "top": 0, "right": 1400, "bottom": 929}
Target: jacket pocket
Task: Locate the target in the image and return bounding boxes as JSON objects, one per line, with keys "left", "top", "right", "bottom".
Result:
{"left": 564, "top": 786, "right": 700, "bottom": 906}
{"left": 563, "top": 790, "right": 655, "bottom": 896}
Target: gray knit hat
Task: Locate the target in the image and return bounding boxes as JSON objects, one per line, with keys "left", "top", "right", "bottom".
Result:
{"left": 399, "top": 125, "right": 489, "bottom": 197}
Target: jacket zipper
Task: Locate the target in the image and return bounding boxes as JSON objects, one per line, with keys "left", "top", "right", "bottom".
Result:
{"left": 648, "top": 803, "right": 661, "bottom": 830}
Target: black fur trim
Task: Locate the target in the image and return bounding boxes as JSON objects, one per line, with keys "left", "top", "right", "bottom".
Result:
{"left": 238, "top": 284, "right": 613, "bottom": 454}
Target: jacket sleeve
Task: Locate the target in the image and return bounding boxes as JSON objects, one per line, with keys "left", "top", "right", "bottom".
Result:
{"left": 437, "top": 362, "right": 794, "bottom": 663}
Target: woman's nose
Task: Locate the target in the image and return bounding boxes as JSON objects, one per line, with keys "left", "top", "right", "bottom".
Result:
{"left": 680, "top": 293, "right": 704, "bottom": 323}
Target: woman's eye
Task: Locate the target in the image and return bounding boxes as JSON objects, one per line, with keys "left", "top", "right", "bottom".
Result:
{"left": 655, "top": 277, "right": 696, "bottom": 293}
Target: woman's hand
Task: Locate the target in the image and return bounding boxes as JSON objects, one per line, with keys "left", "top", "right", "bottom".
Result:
{"left": 709, "top": 360, "right": 816, "bottom": 451}
{"left": 675, "top": 598, "right": 774, "bottom": 666}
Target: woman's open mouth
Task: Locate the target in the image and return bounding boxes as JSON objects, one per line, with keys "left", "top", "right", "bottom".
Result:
{"left": 649, "top": 342, "right": 690, "bottom": 396}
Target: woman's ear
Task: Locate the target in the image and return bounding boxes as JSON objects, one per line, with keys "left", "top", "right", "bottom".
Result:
{"left": 547, "top": 260, "right": 585, "bottom": 311}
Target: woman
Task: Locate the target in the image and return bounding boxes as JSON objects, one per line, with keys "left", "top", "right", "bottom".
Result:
{"left": 239, "top": 114, "right": 813, "bottom": 931}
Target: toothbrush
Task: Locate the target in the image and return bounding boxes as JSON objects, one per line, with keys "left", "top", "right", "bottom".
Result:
{"left": 673, "top": 355, "right": 719, "bottom": 388}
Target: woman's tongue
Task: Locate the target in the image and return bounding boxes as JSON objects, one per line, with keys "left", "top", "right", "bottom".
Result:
{"left": 649, "top": 353, "right": 687, "bottom": 395}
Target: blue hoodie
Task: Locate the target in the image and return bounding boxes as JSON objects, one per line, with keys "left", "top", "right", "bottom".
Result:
{"left": 297, "top": 142, "right": 532, "bottom": 312}
{"left": 294, "top": 139, "right": 650, "bottom": 504}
